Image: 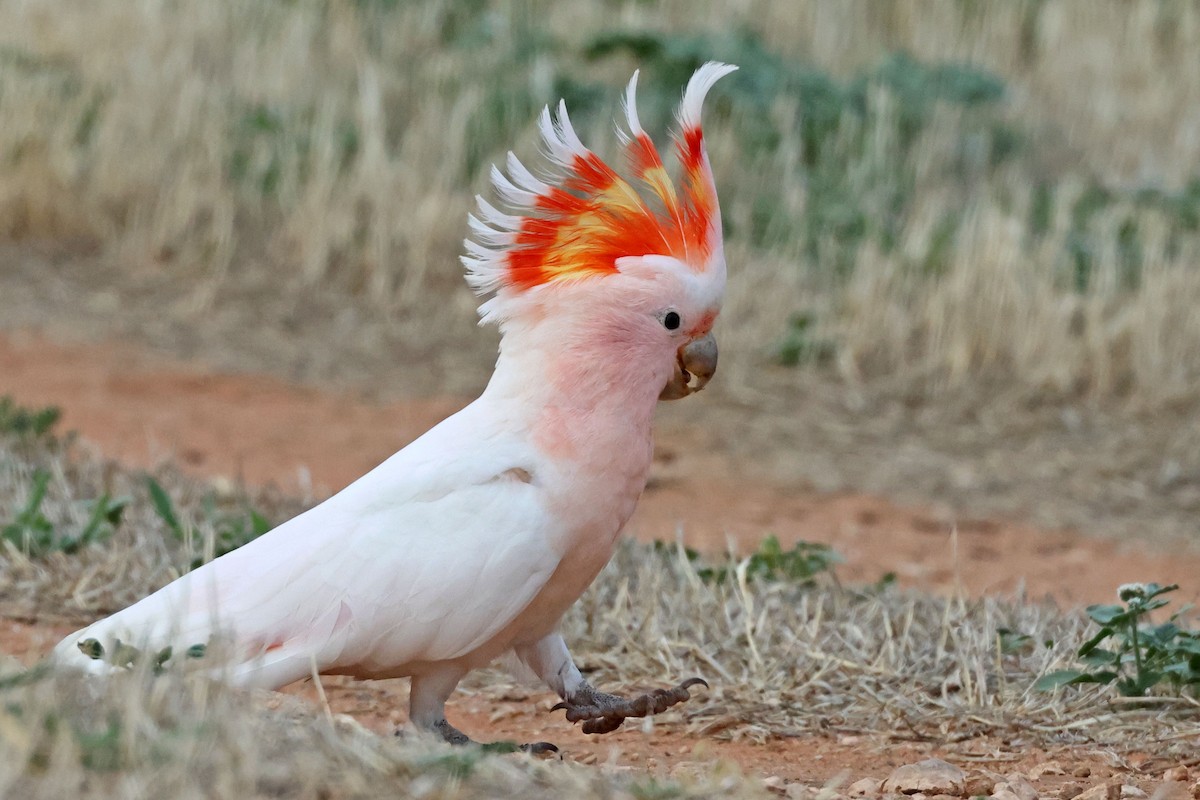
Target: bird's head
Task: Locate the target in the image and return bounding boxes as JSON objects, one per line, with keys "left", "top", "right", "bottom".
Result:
{"left": 463, "top": 63, "right": 736, "bottom": 403}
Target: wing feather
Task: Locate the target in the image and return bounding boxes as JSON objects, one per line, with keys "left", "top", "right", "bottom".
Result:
{"left": 54, "top": 402, "right": 561, "bottom": 687}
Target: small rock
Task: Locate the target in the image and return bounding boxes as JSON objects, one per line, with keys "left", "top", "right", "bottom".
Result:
{"left": 1148, "top": 781, "right": 1190, "bottom": 800}
{"left": 783, "top": 784, "right": 811, "bottom": 800}
{"left": 1076, "top": 784, "right": 1120, "bottom": 800}
{"left": 965, "top": 775, "right": 995, "bottom": 797}
{"left": 1191, "top": 780, "right": 1200, "bottom": 799}
{"left": 1074, "top": 766, "right": 1094, "bottom": 778}
{"left": 1060, "top": 783, "right": 1084, "bottom": 800}
{"left": 1163, "top": 767, "right": 1190, "bottom": 783}
{"left": 846, "top": 778, "right": 881, "bottom": 797}
{"left": 882, "top": 759, "right": 966, "bottom": 796}
{"left": 763, "top": 775, "right": 786, "bottom": 792}
{"left": 1121, "top": 786, "right": 1148, "bottom": 799}
{"left": 1030, "top": 761, "right": 1069, "bottom": 780}
{"left": 996, "top": 774, "right": 1039, "bottom": 800}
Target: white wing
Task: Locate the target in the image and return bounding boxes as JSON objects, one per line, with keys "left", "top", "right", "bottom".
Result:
{"left": 53, "top": 400, "right": 561, "bottom": 687}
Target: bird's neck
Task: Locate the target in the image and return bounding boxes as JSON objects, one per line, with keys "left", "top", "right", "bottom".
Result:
{"left": 482, "top": 318, "right": 670, "bottom": 458}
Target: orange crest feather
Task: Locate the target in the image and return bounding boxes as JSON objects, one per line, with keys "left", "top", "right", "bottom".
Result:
{"left": 463, "top": 63, "right": 737, "bottom": 299}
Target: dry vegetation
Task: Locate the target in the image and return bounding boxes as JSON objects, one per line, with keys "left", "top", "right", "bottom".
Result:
{"left": 4, "top": 421, "right": 1200, "bottom": 796}
{"left": 3, "top": 0, "right": 1200, "bottom": 405}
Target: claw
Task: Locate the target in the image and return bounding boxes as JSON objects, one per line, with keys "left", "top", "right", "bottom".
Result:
{"left": 520, "top": 741, "right": 560, "bottom": 757}
{"left": 551, "top": 677, "right": 709, "bottom": 735}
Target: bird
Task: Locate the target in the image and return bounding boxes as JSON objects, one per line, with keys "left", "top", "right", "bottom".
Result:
{"left": 52, "top": 61, "right": 738, "bottom": 748}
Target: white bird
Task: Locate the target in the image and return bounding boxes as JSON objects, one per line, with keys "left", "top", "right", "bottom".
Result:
{"left": 53, "top": 62, "right": 738, "bottom": 747}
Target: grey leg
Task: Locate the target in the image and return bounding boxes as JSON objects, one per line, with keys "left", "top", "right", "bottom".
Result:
{"left": 409, "top": 668, "right": 473, "bottom": 744}
{"left": 408, "top": 665, "right": 557, "bottom": 753}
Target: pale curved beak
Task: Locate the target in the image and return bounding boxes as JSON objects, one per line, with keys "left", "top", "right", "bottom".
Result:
{"left": 659, "top": 332, "right": 718, "bottom": 401}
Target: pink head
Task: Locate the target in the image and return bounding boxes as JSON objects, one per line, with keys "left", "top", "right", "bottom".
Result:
{"left": 462, "top": 62, "right": 737, "bottom": 402}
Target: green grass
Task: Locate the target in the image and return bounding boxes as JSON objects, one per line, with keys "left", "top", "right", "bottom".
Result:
{"left": 146, "top": 476, "right": 272, "bottom": 571}
{"left": 0, "top": 397, "right": 60, "bottom": 440}
{"left": 659, "top": 534, "right": 843, "bottom": 586}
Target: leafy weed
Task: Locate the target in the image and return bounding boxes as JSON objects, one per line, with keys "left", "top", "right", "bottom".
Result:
{"left": 1036, "top": 583, "right": 1200, "bottom": 697}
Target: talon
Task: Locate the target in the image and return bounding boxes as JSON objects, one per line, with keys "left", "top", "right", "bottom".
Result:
{"left": 550, "top": 701, "right": 568, "bottom": 713}
{"left": 582, "top": 716, "right": 624, "bottom": 735}
{"left": 678, "top": 677, "right": 709, "bottom": 691}
{"left": 520, "top": 741, "right": 560, "bottom": 756}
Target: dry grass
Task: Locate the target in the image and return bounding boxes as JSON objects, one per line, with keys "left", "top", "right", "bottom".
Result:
{"left": 4, "top": 428, "right": 1200, "bottom": 797}
{"left": 2, "top": 1, "right": 1200, "bottom": 406}
{"left": 0, "top": 667, "right": 770, "bottom": 799}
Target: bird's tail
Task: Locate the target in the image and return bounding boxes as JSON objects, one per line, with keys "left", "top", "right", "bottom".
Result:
{"left": 47, "top": 559, "right": 339, "bottom": 690}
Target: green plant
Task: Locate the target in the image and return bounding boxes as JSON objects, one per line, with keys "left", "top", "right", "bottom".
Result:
{"left": 658, "top": 535, "right": 841, "bottom": 586}
{"left": 0, "top": 397, "right": 61, "bottom": 438}
{"left": 1036, "top": 583, "right": 1200, "bottom": 697}
{"left": 773, "top": 312, "right": 835, "bottom": 367}
{"left": 146, "top": 476, "right": 273, "bottom": 570}
{"left": 0, "top": 469, "right": 127, "bottom": 556}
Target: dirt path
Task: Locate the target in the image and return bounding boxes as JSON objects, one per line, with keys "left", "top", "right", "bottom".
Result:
{"left": 3, "top": 330, "right": 1200, "bottom": 606}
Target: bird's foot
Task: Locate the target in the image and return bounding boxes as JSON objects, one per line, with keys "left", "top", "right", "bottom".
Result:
{"left": 397, "top": 720, "right": 558, "bottom": 756}
{"left": 551, "top": 677, "right": 708, "bottom": 735}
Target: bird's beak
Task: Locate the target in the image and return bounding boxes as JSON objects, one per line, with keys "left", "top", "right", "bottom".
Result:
{"left": 659, "top": 332, "right": 718, "bottom": 401}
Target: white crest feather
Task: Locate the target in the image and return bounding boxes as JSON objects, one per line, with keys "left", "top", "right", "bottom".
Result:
{"left": 677, "top": 62, "right": 738, "bottom": 131}
{"left": 617, "top": 70, "right": 644, "bottom": 145}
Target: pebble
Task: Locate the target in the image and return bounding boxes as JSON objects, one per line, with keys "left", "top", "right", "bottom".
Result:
{"left": 1148, "top": 780, "right": 1191, "bottom": 800}
{"left": 1029, "top": 761, "right": 1068, "bottom": 780}
{"left": 881, "top": 759, "right": 966, "bottom": 796}
{"left": 1076, "top": 783, "right": 1120, "bottom": 800}
{"left": 845, "top": 777, "right": 880, "bottom": 797}
{"left": 1163, "top": 766, "right": 1190, "bottom": 783}
{"left": 992, "top": 774, "right": 1039, "bottom": 800}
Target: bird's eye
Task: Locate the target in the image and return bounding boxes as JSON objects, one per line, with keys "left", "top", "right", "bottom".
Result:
{"left": 663, "top": 311, "right": 681, "bottom": 330}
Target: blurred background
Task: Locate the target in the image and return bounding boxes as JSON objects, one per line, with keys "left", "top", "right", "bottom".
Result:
{"left": 3, "top": 0, "right": 1200, "bottom": 549}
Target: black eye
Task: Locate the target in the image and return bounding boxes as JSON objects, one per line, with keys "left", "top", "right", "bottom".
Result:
{"left": 663, "top": 311, "right": 681, "bottom": 330}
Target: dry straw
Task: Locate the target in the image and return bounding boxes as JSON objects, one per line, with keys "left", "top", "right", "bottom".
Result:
{"left": 2, "top": 1, "right": 1200, "bottom": 405}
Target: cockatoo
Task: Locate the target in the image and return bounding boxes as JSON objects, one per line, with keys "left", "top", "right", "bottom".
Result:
{"left": 53, "top": 62, "right": 737, "bottom": 748}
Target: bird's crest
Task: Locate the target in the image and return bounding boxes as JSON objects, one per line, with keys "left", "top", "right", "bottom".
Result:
{"left": 462, "top": 62, "right": 737, "bottom": 308}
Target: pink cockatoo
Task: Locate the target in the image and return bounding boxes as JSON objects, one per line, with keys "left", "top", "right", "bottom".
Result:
{"left": 53, "top": 62, "right": 737, "bottom": 748}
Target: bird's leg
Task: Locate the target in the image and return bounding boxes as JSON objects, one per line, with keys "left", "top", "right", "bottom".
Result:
{"left": 407, "top": 668, "right": 557, "bottom": 754}
{"left": 515, "top": 633, "right": 708, "bottom": 736}
{"left": 408, "top": 669, "right": 475, "bottom": 745}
